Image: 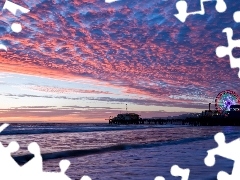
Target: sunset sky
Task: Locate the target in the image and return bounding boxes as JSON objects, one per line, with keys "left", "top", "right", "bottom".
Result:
{"left": 0, "top": 0, "right": 240, "bottom": 122}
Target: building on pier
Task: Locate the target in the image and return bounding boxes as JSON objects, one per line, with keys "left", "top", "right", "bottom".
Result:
{"left": 108, "top": 113, "right": 142, "bottom": 124}
{"left": 112, "top": 113, "right": 140, "bottom": 121}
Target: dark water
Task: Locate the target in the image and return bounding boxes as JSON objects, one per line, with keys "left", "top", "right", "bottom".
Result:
{"left": 0, "top": 123, "right": 239, "bottom": 180}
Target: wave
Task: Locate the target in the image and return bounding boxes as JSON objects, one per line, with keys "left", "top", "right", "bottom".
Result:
{"left": 13, "top": 130, "right": 240, "bottom": 165}
{"left": 1, "top": 124, "right": 177, "bottom": 135}
{"left": 13, "top": 133, "right": 228, "bottom": 165}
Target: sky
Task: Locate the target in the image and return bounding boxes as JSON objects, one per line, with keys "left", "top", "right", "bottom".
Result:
{"left": 0, "top": 0, "right": 240, "bottom": 122}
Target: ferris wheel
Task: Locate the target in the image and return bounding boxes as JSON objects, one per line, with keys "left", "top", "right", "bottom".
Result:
{"left": 215, "top": 90, "right": 240, "bottom": 112}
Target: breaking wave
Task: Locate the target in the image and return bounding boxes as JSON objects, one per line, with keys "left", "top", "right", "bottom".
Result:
{"left": 13, "top": 134, "right": 223, "bottom": 164}
{"left": 0, "top": 123, "right": 177, "bottom": 135}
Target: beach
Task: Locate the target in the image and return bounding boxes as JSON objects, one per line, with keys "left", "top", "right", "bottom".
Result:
{"left": 0, "top": 123, "right": 238, "bottom": 179}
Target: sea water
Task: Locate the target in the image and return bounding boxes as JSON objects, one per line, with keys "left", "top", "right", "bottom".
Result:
{"left": 0, "top": 123, "right": 239, "bottom": 180}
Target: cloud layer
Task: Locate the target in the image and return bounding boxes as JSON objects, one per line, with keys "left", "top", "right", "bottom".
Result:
{"left": 0, "top": 0, "right": 240, "bottom": 121}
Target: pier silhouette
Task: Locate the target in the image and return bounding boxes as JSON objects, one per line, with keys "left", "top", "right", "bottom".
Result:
{"left": 108, "top": 116, "right": 240, "bottom": 126}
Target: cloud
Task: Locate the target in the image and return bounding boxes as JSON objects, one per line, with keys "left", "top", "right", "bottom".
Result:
{"left": 3, "top": 93, "right": 208, "bottom": 109}
{"left": 24, "top": 85, "right": 112, "bottom": 94}
{"left": 0, "top": 0, "right": 239, "bottom": 113}
{"left": 19, "top": 106, "right": 56, "bottom": 108}
{"left": 0, "top": 106, "right": 191, "bottom": 122}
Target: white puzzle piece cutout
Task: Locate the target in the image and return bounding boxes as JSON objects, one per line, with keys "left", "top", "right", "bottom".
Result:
{"left": 0, "top": 141, "right": 21, "bottom": 179}
{"left": 154, "top": 165, "right": 190, "bottom": 180}
{"left": 0, "top": 123, "right": 92, "bottom": 180}
{"left": 0, "top": 123, "right": 9, "bottom": 132}
{"left": 174, "top": 0, "right": 227, "bottom": 22}
{"left": 80, "top": 175, "right": 92, "bottom": 180}
{"left": 204, "top": 132, "right": 240, "bottom": 180}
{"left": 154, "top": 176, "right": 165, "bottom": 180}
{"left": 215, "top": 27, "right": 240, "bottom": 78}
{"left": 2, "top": 0, "right": 30, "bottom": 33}
{"left": 105, "top": 0, "right": 120, "bottom": 3}
{"left": 233, "top": 11, "right": 240, "bottom": 23}
{"left": 0, "top": 0, "right": 30, "bottom": 51}
{"left": 3, "top": 0, "right": 30, "bottom": 16}
{"left": 171, "top": 165, "right": 190, "bottom": 180}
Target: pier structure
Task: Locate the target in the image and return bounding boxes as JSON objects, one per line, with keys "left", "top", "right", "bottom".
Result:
{"left": 109, "top": 118, "right": 187, "bottom": 125}
{"left": 108, "top": 90, "right": 240, "bottom": 126}
{"left": 108, "top": 116, "right": 240, "bottom": 126}
{"left": 107, "top": 105, "right": 240, "bottom": 126}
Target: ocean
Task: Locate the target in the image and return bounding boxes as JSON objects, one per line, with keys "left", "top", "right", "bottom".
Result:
{"left": 0, "top": 123, "right": 239, "bottom": 180}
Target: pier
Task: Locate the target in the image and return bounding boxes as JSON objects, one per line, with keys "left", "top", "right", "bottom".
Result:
{"left": 109, "top": 117, "right": 240, "bottom": 126}
{"left": 107, "top": 102, "right": 240, "bottom": 126}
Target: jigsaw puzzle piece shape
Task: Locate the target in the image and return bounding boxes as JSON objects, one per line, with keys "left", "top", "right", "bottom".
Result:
{"left": 80, "top": 175, "right": 92, "bottom": 180}
{"left": 217, "top": 171, "right": 235, "bottom": 180}
{"left": 154, "top": 176, "right": 165, "bottom": 180}
{"left": 174, "top": 0, "right": 210, "bottom": 23}
{"left": 0, "top": 44, "right": 7, "bottom": 51}
{"left": 59, "top": 160, "right": 70, "bottom": 174}
{"left": 174, "top": 0, "right": 188, "bottom": 23}
{"left": 21, "top": 142, "right": 43, "bottom": 176}
{"left": 38, "top": 159, "right": 91, "bottom": 180}
{"left": 217, "top": 162, "right": 240, "bottom": 180}
{"left": 2, "top": 0, "right": 30, "bottom": 33}
{"left": 205, "top": 132, "right": 240, "bottom": 180}
{"left": 154, "top": 165, "right": 190, "bottom": 180}
{"left": 0, "top": 124, "right": 20, "bottom": 179}
{"left": 216, "top": 28, "right": 240, "bottom": 78}
{"left": 0, "top": 141, "right": 21, "bottom": 178}
{"left": 175, "top": 0, "right": 227, "bottom": 22}
{"left": 11, "top": 23, "right": 22, "bottom": 33}
{"left": 216, "top": 45, "right": 229, "bottom": 58}
{"left": 36, "top": 160, "right": 71, "bottom": 180}
{"left": 205, "top": 132, "right": 240, "bottom": 166}
{"left": 0, "top": 124, "right": 80, "bottom": 180}
{"left": 217, "top": 160, "right": 240, "bottom": 180}
{"left": 171, "top": 165, "right": 190, "bottom": 180}
{"left": 204, "top": 150, "right": 216, "bottom": 167}
{"left": 215, "top": 0, "right": 227, "bottom": 13}
{"left": 0, "top": 123, "right": 9, "bottom": 132}
{"left": 105, "top": 0, "right": 119, "bottom": 3}
{"left": 2, "top": 0, "right": 29, "bottom": 16}
{"left": 233, "top": 11, "right": 240, "bottom": 23}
